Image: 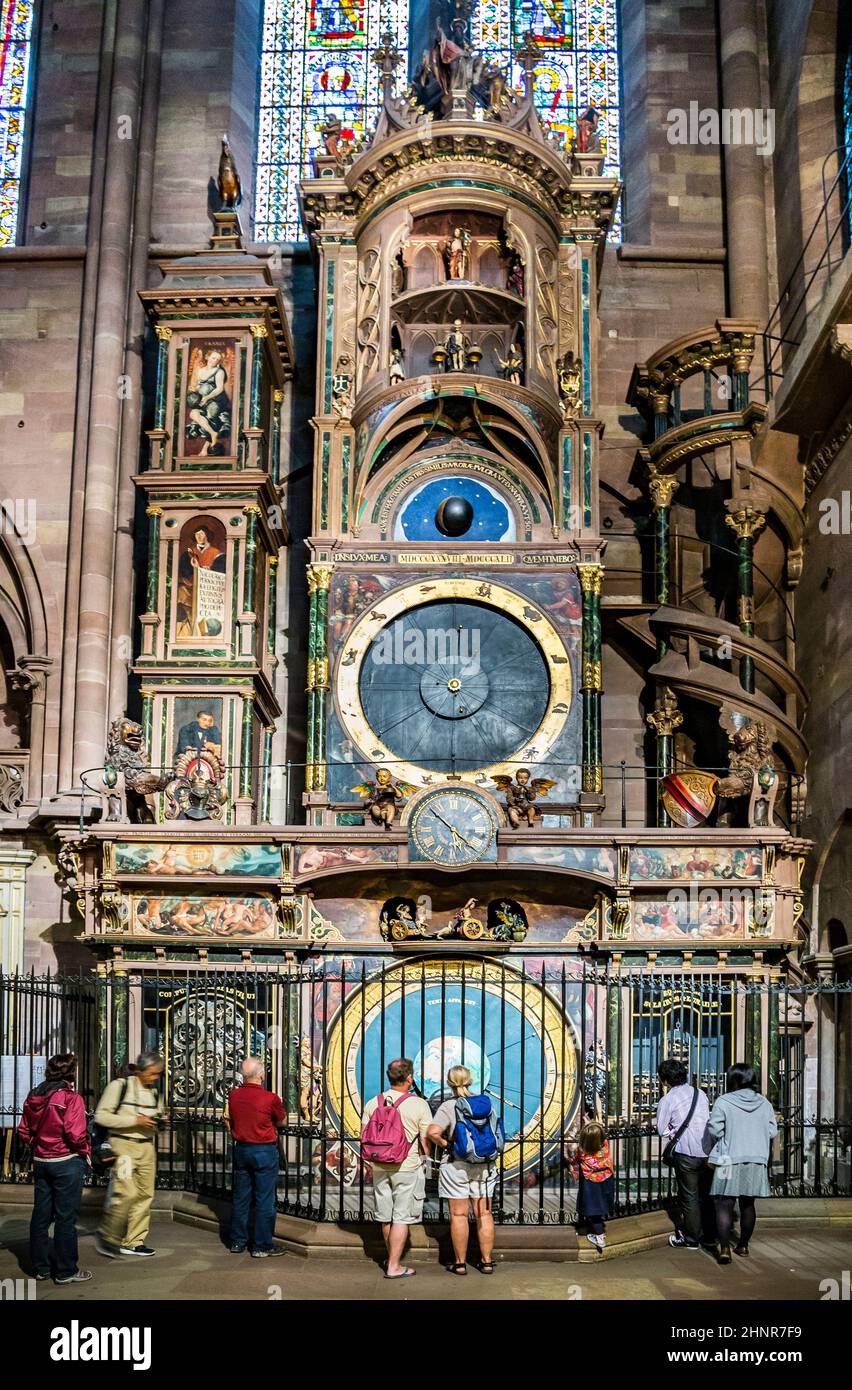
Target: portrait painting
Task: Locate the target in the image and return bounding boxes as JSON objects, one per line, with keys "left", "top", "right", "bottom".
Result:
{"left": 182, "top": 338, "right": 236, "bottom": 457}
{"left": 170, "top": 694, "right": 225, "bottom": 770}
{"left": 174, "top": 515, "right": 228, "bottom": 641}
{"left": 131, "top": 894, "right": 277, "bottom": 939}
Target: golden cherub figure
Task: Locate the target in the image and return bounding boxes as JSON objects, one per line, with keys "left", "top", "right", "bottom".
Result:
{"left": 492, "top": 768, "right": 557, "bottom": 828}
{"left": 351, "top": 766, "right": 417, "bottom": 829}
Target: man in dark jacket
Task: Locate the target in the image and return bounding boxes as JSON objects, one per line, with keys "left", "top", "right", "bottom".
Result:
{"left": 224, "top": 1056, "right": 285, "bottom": 1257}
{"left": 18, "top": 1052, "right": 92, "bottom": 1284}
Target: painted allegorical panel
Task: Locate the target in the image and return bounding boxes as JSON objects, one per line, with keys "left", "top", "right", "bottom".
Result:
{"left": 131, "top": 894, "right": 277, "bottom": 938}
{"left": 174, "top": 516, "right": 228, "bottom": 642}
{"left": 295, "top": 843, "right": 398, "bottom": 875}
{"left": 115, "top": 842, "right": 280, "bottom": 876}
{"left": 183, "top": 339, "right": 236, "bottom": 458}
{"left": 631, "top": 897, "right": 749, "bottom": 941}
{"left": 508, "top": 843, "right": 615, "bottom": 878}
{"left": 630, "top": 845, "right": 762, "bottom": 881}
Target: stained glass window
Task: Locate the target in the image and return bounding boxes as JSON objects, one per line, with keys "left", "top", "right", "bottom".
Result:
{"left": 0, "top": 0, "right": 35, "bottom": 246}
{"left": 255, "top": 1, "right": 621, "bottom": 242}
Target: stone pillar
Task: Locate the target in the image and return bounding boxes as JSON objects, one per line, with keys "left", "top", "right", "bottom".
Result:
{"left": 0, "top": 850, "right": 36, "bottom": 976}
{"left": 646, "top": 686, "right": 683, "bottom": 828}
{"left": 72, "top": 0, "right": 148, "bottom": 781}
{"left": 235, "top": 688, "right": 256, "bottom": 825}
{"left": 11, "top": 657, "right": 52, "bottom": 805}
{"left": 578, "top": 563, "right": 604, "bottom": 796}
{"left": 725, "top": 499, "right": 767, "bottom": 693}
{"left": 718, "top": 0, "right": 770, "bottom": 321}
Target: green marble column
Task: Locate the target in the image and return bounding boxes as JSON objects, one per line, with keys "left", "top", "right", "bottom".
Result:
{"left": 154, "top": 325, "right": 172, "bottom": 430}
{"left": 239, "top": 689, "right": 255, "bottom": 801}
{"left": 249, "top": 324, "right": 267, "bottom": 429}
{"left": 140, "top": 688, "right": 155, "bottom": 762}
{"left": 110, "top": 969, "right": 129, "bottom": 1077}
{"left": 744, "top": 974, "right": 763, "bottom": 1075}
{"left": 578, "top": 563, "right": 604, "bottom": 795}
{"left": 267, "top": 555, "right": 278, "bottom": 657}
{"left": 648, "top": 470, "right": 679, "bottom": 659}
{"left": 272, "top": 388, "right": 283, "bottom": 485}
{"left": 96, "top": 967, "right": 109, "bottom": 1092}
{"left": 144, "top": 507, "right": 162, "bottom": 614}
{"left": 606, "top": 964, "right": 622, "bottom": 1119}
{"left": 724, "top": 504, "right": 766, "bottom": 695}
{"left": 767, "top": 977, "right": 780, "bottom": 1107}
{"left": 243, "top": 504, "right": 260, "bottom": 616}
{"left": 646, "top": 686, "right": 683, "bottom": 828}
{"left": 306, "top": 564, "right": 334, "bottom": 793}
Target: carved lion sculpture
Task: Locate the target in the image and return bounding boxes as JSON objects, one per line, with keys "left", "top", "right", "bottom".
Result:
{"left": 716, "top": 721, "right": 778, "bottom": 827}
{"left": 101, "top": 718, "right": 171, "bottom": 824}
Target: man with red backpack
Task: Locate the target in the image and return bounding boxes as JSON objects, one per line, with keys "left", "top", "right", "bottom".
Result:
{"left": 360, "top": 1058, "right": 433, "bottom": 1279}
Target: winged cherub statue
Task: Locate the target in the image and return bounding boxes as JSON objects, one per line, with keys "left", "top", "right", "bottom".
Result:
{"left": 492, "top": 768, "right": 557, "bottom": 828}
{"left": 351, "top": 766, "right": 417, "bottom": 829}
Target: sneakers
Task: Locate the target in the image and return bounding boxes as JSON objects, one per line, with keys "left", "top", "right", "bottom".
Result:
{"left": 669, "top": 1233, "right": 700, "bottom": 1249}
{"left": 229, "top": 1245, "right": 247, "bottom": 1254}
{"left": 55, "top": 1269, "right": 93, "bottom": 1284}
{"left": 586, "top": 1233, "right": 605, "bottom": 1251}
{"left": 95, "top": 1235, "right": 122, "bottom": 1259}
{"left": 119, "top": 1244, "right": 156, "bottom": 1257}
{"left": 251, "top": 1247, "right": 286, "bottom": 1258}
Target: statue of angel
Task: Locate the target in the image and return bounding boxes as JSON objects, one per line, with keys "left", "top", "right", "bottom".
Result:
{"left": 351, "top": 766, "right": 417, "bottom": 829}
{"left": 492, "top": 768, "right": 557, "bottom": 827}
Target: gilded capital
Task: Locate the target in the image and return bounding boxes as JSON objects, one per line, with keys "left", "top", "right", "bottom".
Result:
{"left": 145, "top": 505, "right": 163, "bottom": 518}
{"left": 648, "top": 470, "right": 679, "bottom": 510}
{"left": 577, "top": 563, "right": 605, "bottom": 597}
{"left": 155, "top": 325, "right": 173, "bottom": 342}
{"left": 307, "top": 562, "right": 335, "bottom": 594}
{"left": 646, "top": 686, "right": 683, "bottom": 738}
{"left": 725, "top": 506, "right": 766, "bottom": 541}
{"left": 250, "top": 323, "right": 268, "bottom": 341}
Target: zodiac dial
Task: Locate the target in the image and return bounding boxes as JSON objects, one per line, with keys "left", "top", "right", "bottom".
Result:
{"left": 409, "top": 788, "right": 498, "bottom": 865}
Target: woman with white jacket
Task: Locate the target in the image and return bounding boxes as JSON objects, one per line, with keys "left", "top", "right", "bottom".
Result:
{"left": 705, "top": 1062, "right": 778, "bottom": 1265}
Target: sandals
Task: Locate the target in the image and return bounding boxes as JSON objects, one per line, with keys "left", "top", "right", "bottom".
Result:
{"left": 448, "top": 1262, "right": 467, "bottom": 1275}
{"left": 384, "top": 1267, "right": 416, "bottom": 1280}
{"left": 476, "top": 1260, "right": 495, "bottom": 1274}
{"left": 718, "top": 1246, "right": 733, "bottom": 1265}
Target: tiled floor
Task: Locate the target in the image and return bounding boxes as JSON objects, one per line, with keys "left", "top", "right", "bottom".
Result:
{"left": 1, "top": 1213, "right": 848, "bottom": 1300}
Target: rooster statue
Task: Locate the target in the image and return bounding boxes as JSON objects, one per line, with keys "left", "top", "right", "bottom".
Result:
{"left": 217, "top": 133, "right": 242, "bottom": 210}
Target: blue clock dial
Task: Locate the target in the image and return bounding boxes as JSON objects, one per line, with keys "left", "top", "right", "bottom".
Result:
{"left": 410, "top": 789, "right": 497, "bottom": 865}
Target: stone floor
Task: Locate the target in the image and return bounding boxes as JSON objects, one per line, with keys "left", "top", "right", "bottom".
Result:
{"left": 1, "top": 1213, "right": 849, "bottom": 1300}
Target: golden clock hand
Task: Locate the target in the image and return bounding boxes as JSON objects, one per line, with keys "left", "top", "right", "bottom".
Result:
{"left": 431, "top": 807, "right": 478, "bottom": 854}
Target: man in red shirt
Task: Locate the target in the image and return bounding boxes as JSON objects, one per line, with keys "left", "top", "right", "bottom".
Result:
{"left": 225, "top": 1057, "right": 285, "bottom": 1257}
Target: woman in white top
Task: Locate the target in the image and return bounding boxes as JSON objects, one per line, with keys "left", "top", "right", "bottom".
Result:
{"left": 427, "top": 1065, "right": 496, "bottom": 1276}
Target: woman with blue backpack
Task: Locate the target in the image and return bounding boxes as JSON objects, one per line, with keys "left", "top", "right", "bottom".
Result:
{"left": 427, "top": 1065, "right": 505, "bottom": 1276}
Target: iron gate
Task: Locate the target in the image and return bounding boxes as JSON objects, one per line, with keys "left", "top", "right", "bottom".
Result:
{"left": 1, "top": 961, "right": 850, "bottom": 1223}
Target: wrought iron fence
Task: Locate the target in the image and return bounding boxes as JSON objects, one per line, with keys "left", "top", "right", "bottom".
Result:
{"left": 1, "top": 963, "right": 849, "bottom": 1224}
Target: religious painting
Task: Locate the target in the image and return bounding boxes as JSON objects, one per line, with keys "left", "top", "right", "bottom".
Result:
{"left": 182, "top": 338, "right": 236, "bottom": 457}
{"left": 174, "top": 515, "right": 228, "bottom": 642}
{"left": 115, "top": 841, "right": 280, "bottom": 877}
{"left": 131, "top": 893, "right": 277, "bottom": 938}
{"left": 630, "top": 845, "right": 763, "bottom": 881}
{"left": 295, "top": 842, "right": 398, "bottom": 876}
{"left": 631, "top": 896, "right": 746, "bottom": 941}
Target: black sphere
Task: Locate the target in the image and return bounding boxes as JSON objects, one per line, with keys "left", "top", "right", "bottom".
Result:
{"left": 435, "top": 495, "right": 474, "bottom": 537}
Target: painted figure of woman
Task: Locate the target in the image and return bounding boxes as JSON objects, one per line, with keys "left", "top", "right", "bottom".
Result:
{"left": 186, "top": 348, "right": 232, "bottom": 456}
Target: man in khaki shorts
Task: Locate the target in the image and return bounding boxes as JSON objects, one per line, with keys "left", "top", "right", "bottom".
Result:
{"left": 361, "top": 1058, "right": 432, "bottom": 1279}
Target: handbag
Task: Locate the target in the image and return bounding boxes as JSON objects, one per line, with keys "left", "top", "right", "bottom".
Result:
{"left": 661, "top": 1086, "right": 699, "bottom": 1168}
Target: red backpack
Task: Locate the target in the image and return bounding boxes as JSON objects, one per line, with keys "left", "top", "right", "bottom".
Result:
{"left": 362, "top": 1092, "right": 416, "bottom": 1166}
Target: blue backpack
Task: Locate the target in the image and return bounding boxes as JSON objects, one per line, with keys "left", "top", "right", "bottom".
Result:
{"left": 451, "top": 1095, "right": 505, "bottom": 1164}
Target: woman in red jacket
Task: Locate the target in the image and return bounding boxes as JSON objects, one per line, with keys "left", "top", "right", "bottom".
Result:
{"left": 18, "top": 1052, "right": 92, "bottom": 1284}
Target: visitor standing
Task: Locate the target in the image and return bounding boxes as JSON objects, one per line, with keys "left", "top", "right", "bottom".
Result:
{"left": 361, "top": 1058, "right": 432, "bottom": 1279}
{"left": 17, "top": 1052, "right": 92, "bottom": 1284}
{"left": 427, "top": 1065, "right": 503, "bottom": 1275}
{"left": 706, "top": 1062, "right": 778, "bottom": 1264}
{"left": 225, "top": 1056, "right": 286, "bottom": 1257}
{"left": 656, "top": 1057, "right": 715, "bottom": 1249}
{"left": 568, "top": 1120, "right": 615, "bottom": 1251}
{"left": 94, "top": 1050, "right": 164, "bottom": 1259}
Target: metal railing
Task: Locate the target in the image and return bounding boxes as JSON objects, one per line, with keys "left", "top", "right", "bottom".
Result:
{"left": 761, "top": 145, "right": 852, "bottom": 400}
{"left": 2, "top": 966, "right": 849, "bottom": 1224}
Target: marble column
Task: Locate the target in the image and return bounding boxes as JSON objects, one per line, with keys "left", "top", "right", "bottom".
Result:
{"left": 305, "top": 563, "right": 334, "bottom": 795}
{"left": 578, "top": 563, "right": 604, "bottom": 796}
{"left": 648, "top": 469, "right": 679, "bottom": 658}
{"left": 725, "top": 500, "right": 767, "bottom": 694}
{"left": 646, "top": 686, "right": 684, "bottom": 828}
{"left": 0, "top": 850, "right": 36, "bottom": 976}
{"left": 718, "top": 0, "right": 770, "bottom": 321}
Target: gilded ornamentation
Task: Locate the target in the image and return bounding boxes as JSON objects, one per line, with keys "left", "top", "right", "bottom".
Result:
{"left": 577, "top": 563, "right": 605, "bottom": 596}
{"left": 492, "top": 769, "right": 556, "bottom": 828}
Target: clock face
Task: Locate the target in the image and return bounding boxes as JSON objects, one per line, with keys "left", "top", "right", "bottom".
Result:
{"left": 410, "top": 788, "right": 498, "bottom": 866}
